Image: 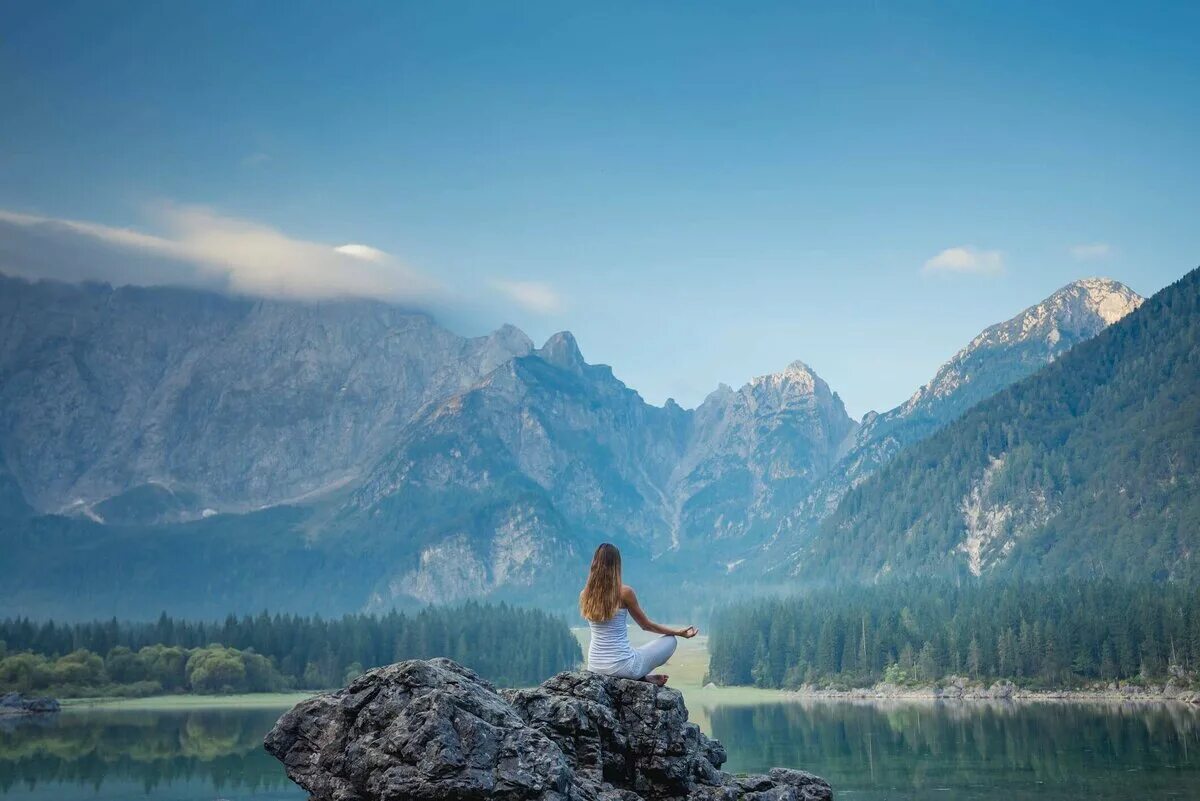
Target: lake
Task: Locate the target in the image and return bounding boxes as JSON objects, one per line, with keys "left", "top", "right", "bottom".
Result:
{"left": 3, "top": 697, "right": 1200, "bottom": 800}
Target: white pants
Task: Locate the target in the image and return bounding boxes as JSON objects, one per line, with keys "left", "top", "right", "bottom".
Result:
{"left": 593, "top": 635, "right": 677, "bottom": 679}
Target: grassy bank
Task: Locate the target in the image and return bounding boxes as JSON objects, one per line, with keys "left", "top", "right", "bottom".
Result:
{"left": 60, "top": 691, "right": 317, "bottom": 710}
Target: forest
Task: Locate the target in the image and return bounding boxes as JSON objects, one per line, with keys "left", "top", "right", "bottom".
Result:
{"left": 808, "top": 267, "right": 1199, "bottom": 583}
{"left": 0, "top": 602, "right": 581, "bottom": 697}
{"left": 707, "top": 579, "right": 1200, "bottom": 689}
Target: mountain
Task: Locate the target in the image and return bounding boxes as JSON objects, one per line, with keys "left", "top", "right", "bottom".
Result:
{"left": 799, "top": 267, "right": 1200, "bottom": 582}
{"left": 669, "top": 362, "right": 856, "bottom": 557}
{"left": 0, "top": 327, "right": 697, "bottom": 618}
{"left": 0, "top": 454, "right": 31, "bottom": 519}
{"left": 338, "top": 339, "right": 860, "bottom": 607}
{"left": 767, "top": 278, "right": 1143, "bottom": 550}
{"left": 337, "top": 331, "right": 692, "bottom": 607}
{"left": 0, "top": 275, "right": 856, "bottom": 615}
{"left": 0, "top": 274, "right": 533, "bottom": 521}
{"left": 0, "top": 270, "right": 1162, "bottom": 617}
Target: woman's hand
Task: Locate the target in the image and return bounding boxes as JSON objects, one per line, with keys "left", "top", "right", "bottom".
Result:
{"left": 676, "top": 626, "right": 699, "bottom": 638}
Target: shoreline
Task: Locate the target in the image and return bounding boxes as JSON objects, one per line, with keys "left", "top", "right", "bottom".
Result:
{"left": 775, "top": 679, "right": 1200, "bottom": 705}
{"left": 59, "top": 691, "right": 319, "bottom": 710}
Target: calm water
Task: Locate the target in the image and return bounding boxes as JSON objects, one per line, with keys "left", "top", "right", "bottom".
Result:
{"left": 709, "top": 700, "right": 1200, "bottom": 800}
{"left": 3, "top": 700, "right": 1200, "bottom": 800}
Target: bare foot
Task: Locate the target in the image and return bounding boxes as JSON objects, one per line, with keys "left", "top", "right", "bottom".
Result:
{"left": 643, "top": 674, "right": 668, "bottom": 687}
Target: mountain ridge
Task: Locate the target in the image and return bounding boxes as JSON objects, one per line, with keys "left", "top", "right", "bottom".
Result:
{"left": 799, "top": 267, "right": 1198, "bottom": 582}
{"left": 0, "top": 270, "right": 1159, "bottom": 615}
{"left": 761, "top": 277, "right": 1144, "bottom": 563}
{"left": 0, "top": 272, "right": 534, "bottom": 519}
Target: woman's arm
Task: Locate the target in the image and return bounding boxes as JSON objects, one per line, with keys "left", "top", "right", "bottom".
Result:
{"left": 621, "top": 586, "right": 698, "bottom": 638}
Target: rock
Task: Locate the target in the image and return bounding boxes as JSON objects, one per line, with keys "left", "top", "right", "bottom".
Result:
{"left": 935, "top": 684, "right": 963, "bottom": 700}
{"left": 987, "top": 681, "right": 1015, "bottom": 700}
{"left": 0, "top": 692, "right": 60, "bottom": 716}
{"left": 265, "top": 658, "right": 833, "bottom": 801}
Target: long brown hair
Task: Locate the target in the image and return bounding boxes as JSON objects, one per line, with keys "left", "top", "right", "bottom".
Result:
{"left": 579, "top": 543, "right": 623, "bottom": 622}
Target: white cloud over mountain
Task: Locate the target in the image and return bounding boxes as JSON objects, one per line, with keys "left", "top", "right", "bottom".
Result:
{"left": 0, "top": 205, "right": 563, "bottom": 321}
{"left": 922, "top": 246, "right": 1005, "bottom": 277}
{"left": 0, "top": 205, "right": 437, "bottom": 303}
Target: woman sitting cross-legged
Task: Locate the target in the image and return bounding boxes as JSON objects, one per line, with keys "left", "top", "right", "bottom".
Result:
{"left": 579, "top": 542, "right": 698, "bottom": 687}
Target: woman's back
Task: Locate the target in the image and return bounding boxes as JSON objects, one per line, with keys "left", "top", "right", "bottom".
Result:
{"left": 587, "top": 607, "right": 636, "bottom": 670}
{"left": 579, "top": 543, "right": 696, "bottom": 684}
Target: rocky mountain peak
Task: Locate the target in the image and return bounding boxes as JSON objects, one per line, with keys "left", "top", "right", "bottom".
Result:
{"left": 704, "top": 383, "right": 737, "bottom": 404}
{"left": 1056, "top": 277, "right": 1143, "bottom": 325}
{"left": 743, "top": 360, "right": 827, "bottom": 409}
{"left": 976, "top": 277, "right": 1141, "bottom": 349}
{"left": 905, "top": 278, "right": 1143, "bottom": 410}
{"left": 774, "top": 359, "right": 819, "bottom": 384}
{"left": 536, "top": 330, "right": 586, "bottom": 371}
{"left": 489, "top": 323, "right": 535, "bottom": 354}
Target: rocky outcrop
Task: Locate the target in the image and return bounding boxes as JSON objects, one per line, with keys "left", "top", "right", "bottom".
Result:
{"left": 265, "top": 658, "right": 832, "bottom": 801}
{"left": 0, "top": 692, "right": 60, "bottom": 716}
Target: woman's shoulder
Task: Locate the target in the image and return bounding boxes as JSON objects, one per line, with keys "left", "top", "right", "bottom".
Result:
{"left": 619, "top": 584, "right": 636, "bottom": 603}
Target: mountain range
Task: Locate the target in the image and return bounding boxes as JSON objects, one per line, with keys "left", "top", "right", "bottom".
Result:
{"left": 2, "top": 268, "right": 1184, "bottom": 619}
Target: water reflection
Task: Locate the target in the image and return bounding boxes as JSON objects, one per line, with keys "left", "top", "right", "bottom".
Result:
{"left": 0, "top": 708, "right": 302, "bottom": 800}
{"left": 4, "top": 700, "right": 1200, "bottom": 800}
{"left": 710, "top": 699, "right": 1200, "bottom": 801}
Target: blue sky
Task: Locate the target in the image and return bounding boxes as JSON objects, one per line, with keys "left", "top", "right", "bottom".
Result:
{"left": 1, "top": 1, "right": 1197, "bottom": 415}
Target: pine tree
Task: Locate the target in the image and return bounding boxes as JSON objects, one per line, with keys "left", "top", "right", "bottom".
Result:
{"left": 967, "top": 636, "right": 982, "bottom": 678}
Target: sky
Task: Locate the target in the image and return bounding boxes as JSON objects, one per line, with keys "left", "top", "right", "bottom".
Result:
{"left": 1, "top": 1, "right": 1197, "bottom": 417}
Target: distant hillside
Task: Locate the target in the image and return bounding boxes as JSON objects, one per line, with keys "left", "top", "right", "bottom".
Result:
{"left": 768, "top": 278, "right": 1143, "bottom": 549}
{"left": 0, "top": 274, "right": 533, "bottom": 519}
{"left": 336, "top": 332, "right": 692, "bottom": 607}
{"left": 0, "top": 270, "right": 1165, "bottom": 617}
{"left": 0, "top": 275, "right": 861, "bottom": 615}
{"left": 799, "top": 267, "right": 1200, "bottom": 582}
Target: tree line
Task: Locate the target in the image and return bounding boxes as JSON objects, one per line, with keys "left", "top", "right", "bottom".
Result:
{"left": 707, "top": 579, "right": 1200, "bottom": 689}
{"left": 0, "top": 602, "right": 581, "bottom": 697}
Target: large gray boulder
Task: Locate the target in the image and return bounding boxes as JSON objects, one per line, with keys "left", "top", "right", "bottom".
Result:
{"left": 0, "top": 692, "right": 60, "bottom": 716}
{"left": 265, "top": 658, "right": 831, "bottom": 801}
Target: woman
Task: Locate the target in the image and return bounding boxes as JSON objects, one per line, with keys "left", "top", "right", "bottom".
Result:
{"left": 579, "top": 542, "right": 698, "bottom": 686}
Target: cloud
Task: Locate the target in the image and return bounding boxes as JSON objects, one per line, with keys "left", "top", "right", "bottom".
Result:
{"left": 921, "top": 246, "right": 1005, "bottom": 277}
{"left": 335, "top": 243, "right": 390, "bottom": 263}
{"left": 1069, "top": 242, "right": 1113, "bottom": 261}
{"left": 0, "top": 205, "right": 440, "bottom": 303}
{"left": 490, "top": 279, "right": 565, "bottom": 315}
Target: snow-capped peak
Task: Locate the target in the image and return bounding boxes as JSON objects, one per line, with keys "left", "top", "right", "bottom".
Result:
{"left": 899, "top": 277, "right": 1143, "bottom": 414}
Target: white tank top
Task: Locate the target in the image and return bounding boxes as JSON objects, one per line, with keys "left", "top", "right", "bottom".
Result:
{"left": 587, "top": 608, "right": 636, "bottom": 670}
